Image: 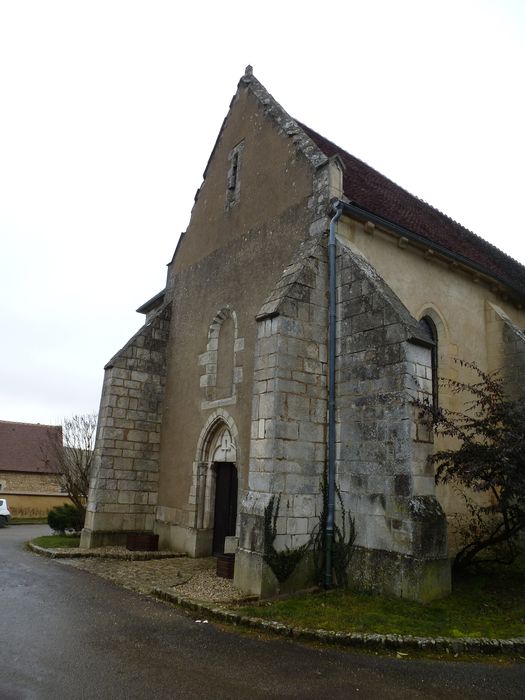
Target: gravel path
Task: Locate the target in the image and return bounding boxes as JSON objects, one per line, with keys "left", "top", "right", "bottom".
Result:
{"left": 60, "top": 550, "right": 246, "bottom": 602}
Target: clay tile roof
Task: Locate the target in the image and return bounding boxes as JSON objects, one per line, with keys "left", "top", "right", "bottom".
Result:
{"left": 0, "top": 420, "right": 62, "bottom": 473}
{"left": 300, "top": 122, "right": 525, "bottom": 298}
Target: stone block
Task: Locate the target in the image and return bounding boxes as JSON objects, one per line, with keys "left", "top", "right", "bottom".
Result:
{"left": 349, "top": 546, "right": 451, "bottom": 602}
{"left": 412, "top": 475, "right": 435, "bottom": 496}
{"left": 276, "top": 378, "right": 306, "bottom": 395}
{"left": 258, "top": 393, "right": 275, "bottom": 419}
{"left": 264, "top": 420, "right": 299, "bottom": 440}
{"left": 309, "top": 398, "right": 327, "bottom": 423}
{"left": 114, "top": 469, "right": 135, "bottom": 480}
{"left": 298, "top": 422, "right": 324, "bottom": 443}
{"left": 117, "top": 491, "right": 135, "bottom": 505}
{"left": 113, "top": 457, "right": 133, "bottom": 471}
{"left": 273, "top": 534, "right": 293, "bottom": 551}
{"left": 103, "top": 428, "right": 124, "bottom": 441}
{"left": 133, "top": 458, "right": 158, "bottom": 472}
{"left": 127, "top": 429, "right": 148, "bottom": 443}
{"left": 284, "top": 441, "right": 316, "bottom": 462}
{"left": 249, "top": 472, "right": 286, "bottom": 493}
{"left": 267, "top": 515, "right": 285, "bottom": 535}
{"left": 291, "top": 533, "right": 310, "bottom": 548}
{"left": 224, "top": 536, "right": 239, "bottom": 554}
{"left": 251, "top": 439, "right": 273, "bottom": 460}
{"left": 286, "top": 394, "right": 310, "bottom": 421}
{"left": 118, "top": 480, "right": 140, "bottom": 492}
{"left": 285, "top": 473, "right": 319, "bottom": 495}
{"left": 283, "top": 337, "right": 308, "bottom": 358}
{"left": 254, "top": 366, "right": 276, "bottom": 382}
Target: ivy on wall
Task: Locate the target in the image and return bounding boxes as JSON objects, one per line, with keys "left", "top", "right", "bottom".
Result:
{"left": 311, "top": 478, "right": 356, "bottom": 587}
{"left": 263, "top": 495, "right": 310, "bottom": 583}
{"left": 262, "top": 476, "right": 356, "bottom": 587}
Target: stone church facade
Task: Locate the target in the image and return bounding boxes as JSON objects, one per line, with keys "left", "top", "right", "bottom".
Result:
{"left": 81, "top": 68, "right": 525, "bottom": 601}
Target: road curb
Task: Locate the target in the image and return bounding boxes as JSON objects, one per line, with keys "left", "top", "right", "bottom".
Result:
{"left": 153, "top": 586, "right": 525, "bottom": 657}
{"left": 27, "top": 542, "right": 185, "bottom": 561}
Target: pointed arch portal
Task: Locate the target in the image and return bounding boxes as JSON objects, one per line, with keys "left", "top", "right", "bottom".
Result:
{"left": 194, "top": 414, "right": 239, "bottom": 556}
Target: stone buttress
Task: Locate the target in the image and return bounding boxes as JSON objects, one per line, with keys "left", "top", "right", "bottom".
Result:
{"left": 81, "top": 304, "right": 171, "bottom": 547}
{"left": 235, "top": 235, "right": 450, "bottom": 601}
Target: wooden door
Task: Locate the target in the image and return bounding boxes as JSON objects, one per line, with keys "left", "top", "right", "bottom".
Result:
{"left": 212, "top": 463, "right": 238, "bottom": 555}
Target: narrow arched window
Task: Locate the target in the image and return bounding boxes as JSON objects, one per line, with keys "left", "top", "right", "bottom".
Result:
{"left": 418, "top": 316, "right": 438, "bottom": 410}
{"left": 216, "top": 315, "right": 234, "bottom": 400}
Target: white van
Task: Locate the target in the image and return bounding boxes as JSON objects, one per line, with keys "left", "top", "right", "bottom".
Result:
{"left": 0, "top": 498, "right": 11, "bottom": 527}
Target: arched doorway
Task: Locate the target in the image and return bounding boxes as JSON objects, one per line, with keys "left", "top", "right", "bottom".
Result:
{"left": 208, "top": 427, "right": 238, "bottom": 555}
{"left": 193, "top": 414, "right": 239, "bottom": 557}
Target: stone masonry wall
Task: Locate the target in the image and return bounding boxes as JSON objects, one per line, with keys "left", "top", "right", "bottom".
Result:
{"left": 0, "top": 470, "right": 63, "bottom": 494}
{"left": 236, "top": 237, "right": 451, "bottom": 600}
{"left": 502, "top": 316, "right": 525, "bottom": 397}
{"left": 81, "top": 304, "right": 171, "bottom": 547}
{"left": 235, "top": 239, "right": 328, "bottom": 596}
{"left": 485, "top": 301, "right": 525, "bottom": 407}
{"left": 335, "top": 241, "right": 450, "bottom": 600}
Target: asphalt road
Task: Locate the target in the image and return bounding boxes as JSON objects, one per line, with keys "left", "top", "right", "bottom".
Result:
{"left": 1, "top": 525, "right": 524, "bottom": 699}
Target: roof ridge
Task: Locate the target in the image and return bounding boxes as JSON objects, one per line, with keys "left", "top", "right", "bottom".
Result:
{"left": 0, "top": 419, "right": 61, "bottom": 429}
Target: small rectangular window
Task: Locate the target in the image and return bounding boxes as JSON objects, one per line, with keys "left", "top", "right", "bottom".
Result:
{"left": 225, "top": 140, "right": 244, "bottom": 210}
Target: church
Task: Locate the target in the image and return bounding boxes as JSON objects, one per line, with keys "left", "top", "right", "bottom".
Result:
{"left": 81, "top": 67, "right": 525, "bottom": 601}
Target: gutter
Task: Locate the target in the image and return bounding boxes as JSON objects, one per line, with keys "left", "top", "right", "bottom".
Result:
{"left": 324, "top": 201, "right": 343, "bottom": 589}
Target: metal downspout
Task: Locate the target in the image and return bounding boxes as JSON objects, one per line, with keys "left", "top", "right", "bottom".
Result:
{"left": 325, "top": 201, "right": 343, "bottom": 588}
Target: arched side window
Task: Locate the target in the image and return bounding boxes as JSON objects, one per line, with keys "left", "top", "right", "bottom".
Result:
{"left": 198, "top": 307, "right": 244, "bottom": 410}
{"left": 418, "top": 315, "right": 438, "bottom": 409}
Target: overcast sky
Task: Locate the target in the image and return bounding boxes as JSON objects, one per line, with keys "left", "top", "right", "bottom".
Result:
{"left": 1, "top": 0, "right": 524, "bottom": 426}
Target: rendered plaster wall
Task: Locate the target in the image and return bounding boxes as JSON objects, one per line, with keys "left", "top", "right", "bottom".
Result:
{"left": 81, "top": 305, "right": 171, "bottom": 547}
{"left": 4, "top": 493, "right": 71, "bottom": 518}
{"left": 337, "top": 218, "right": 525, "bottom": 385}
{"left": 154, "top": 77, "right": 332, "bottom": 554}
{"left": 170, "top": 77, "right": 327, "bottom": 274}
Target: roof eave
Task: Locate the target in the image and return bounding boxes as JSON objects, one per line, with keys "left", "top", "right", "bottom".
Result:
{"left": 339, "top": 201, "right": 525, "bottom": 303}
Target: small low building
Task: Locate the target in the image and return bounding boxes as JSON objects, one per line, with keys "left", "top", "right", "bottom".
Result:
{"left": 0, "top": 420, "right": 69, "bottom": 517}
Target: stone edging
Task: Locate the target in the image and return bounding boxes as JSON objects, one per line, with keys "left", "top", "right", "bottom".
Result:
{"left": 27, "top": 542, "right": 184, "bottom": 561}
{"left": 153, "top": 587, "right": 525, "bottom": 657}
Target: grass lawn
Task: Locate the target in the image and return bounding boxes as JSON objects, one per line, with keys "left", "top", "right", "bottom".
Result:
{"left": 235, "top": 558, "right": 525, "bottom": 639}
{"left": 32, "top": 535, "right": 81, "bottom": 549}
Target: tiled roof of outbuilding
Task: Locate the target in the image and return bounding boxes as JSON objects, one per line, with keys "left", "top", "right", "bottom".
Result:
{"left": 0, "top": 420, "right": 61, "bottom": 473}
{"left": 300, "top": 123, "right": 525, "bottom": 298}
